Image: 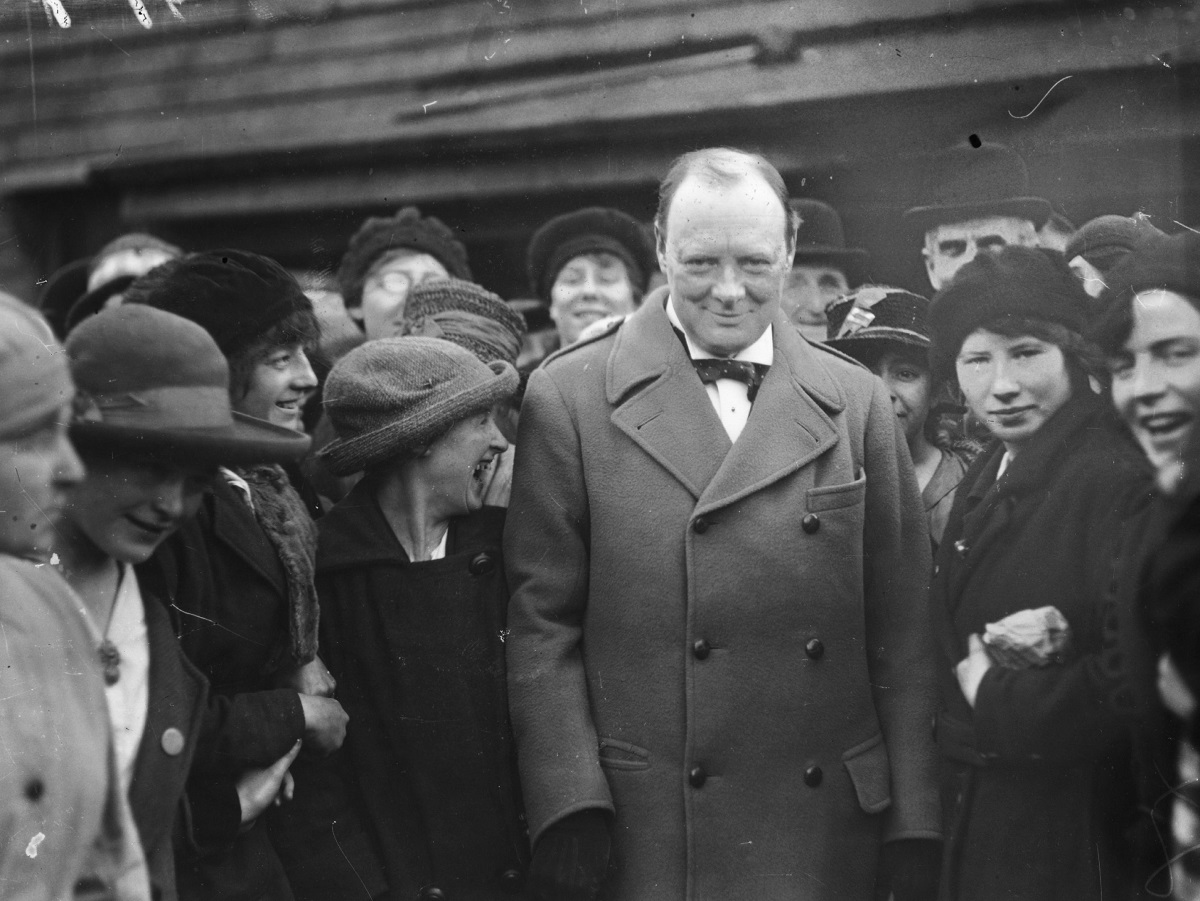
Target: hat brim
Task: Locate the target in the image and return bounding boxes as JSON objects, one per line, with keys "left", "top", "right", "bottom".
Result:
{"left": 70, "top": 411, "right": 311, "bottom": 465}
{"left": 64, "top": 275, "right": 136, "bottom": 335}
{"left": 825, "top": 328, "right": 931, "bottom": 358}
{"left": 903, "top": 198, "right": 1053, "bottom": 235}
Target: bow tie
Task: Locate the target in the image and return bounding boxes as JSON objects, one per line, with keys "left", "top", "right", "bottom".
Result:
{"left": 691, "top": 358, "right": 770, "bottom": 401}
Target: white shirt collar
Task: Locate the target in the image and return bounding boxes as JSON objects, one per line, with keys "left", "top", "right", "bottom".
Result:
{"left": 666, "top": 295, "right": 774, "bottom": 365}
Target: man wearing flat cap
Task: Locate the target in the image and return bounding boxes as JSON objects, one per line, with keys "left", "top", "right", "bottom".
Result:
{"left": 506, "top": 147, "right": 940, "bottom": 901}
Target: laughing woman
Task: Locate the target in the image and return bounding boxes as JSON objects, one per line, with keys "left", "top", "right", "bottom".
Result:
{"left": 928, "top": 247, "right": 1155, "bottom": 901}
{"left": 310, "top": 336, "right": 530, "bottom": 900}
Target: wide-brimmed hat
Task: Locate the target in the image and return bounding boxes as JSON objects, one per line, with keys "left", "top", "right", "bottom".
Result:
{"left": 527, "top": 207, "right": 656, "bottom": 302}
{"left": 36, "top": 256, "right": 91, "bottom": 339}
{"left": 319, "top": 336, "right": 518, "bottom": 476}
{"left": 788, "top": 199, "right": 869, "bottom": 284}
{"left": 903, "top": 142, "right": 1052, "bottom": 237}
{"left": 66, "top": 305, "right": 311, "bottom": 464}
{"left": 401, "top": 277, "right": 527, "bottom": 366}
{"left": 825, "top": 286, "right": 931, "bottom": 361}
{"left": 0, "top": 294, "right": 75, "bottom": 441}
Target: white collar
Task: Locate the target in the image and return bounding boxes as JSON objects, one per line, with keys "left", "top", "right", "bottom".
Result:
{"left": 666, "top": 295, "right": 774, "bottom": 365}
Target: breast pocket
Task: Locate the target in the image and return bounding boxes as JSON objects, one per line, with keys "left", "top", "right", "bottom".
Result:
{"left": 806, "top": 472, "right": 866, "bottom": 513}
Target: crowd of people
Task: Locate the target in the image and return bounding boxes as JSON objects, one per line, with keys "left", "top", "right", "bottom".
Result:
{"left": 1, "top": 140, "right": 1198, "bottom": 901}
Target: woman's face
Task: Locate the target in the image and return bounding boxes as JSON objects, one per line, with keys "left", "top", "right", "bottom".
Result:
{"left": 358, "top": 251, "right": 450, "bottom": 341}
{"left": 235, "top": 342, "right": 318, "bottom": 432}
{"left": 956, "top": 328, "right": 1073, "bottom": 454}
{"left": 0, "top": 405, "right": 83, "bottom": 561}
{"left": 1108, "top": 290, "right": 1200, "bottom": 479}
{"left": 65, "top": 456, "right": 212, "bottom": 565}
{"left": 874, "top": 349, "right": 933, "bottom": 446}
{"left": 550, "top": 253, "right": 637, "bottom": 346}
{"left": 421, "top": 406, "right": 510, "bottom": 517}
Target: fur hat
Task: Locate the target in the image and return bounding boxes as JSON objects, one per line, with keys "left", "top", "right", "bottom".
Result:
{"left": 67, "top": 305, "right": 310, "bottom": 464}
{"left": 338, "top": 207, "right": 472, "bottom": 310}
{"left": 527, "top": 207, "right": 656, "bottom": 301}
{"left": 0, "top": 294, "right": 75, "bottom": 441}
{"left": 928, "top": 246, "right": 1091, "bottom": 383}
{"left": 903, "top": 142, "right": 1052, "bottom": 237}
{"left": 1065, "top": 214, "right": 1167, "bottom": 276}
{"left": 123, "top": 250, "right": 315, "bottom": 359}
{"left": 320, "top": 336, "right": 518, "bottom": 475}
{"left": 825, "top": 286, "right": 931, "bottom": 361}
{"left": 401, "top": 277, "right": 527, "bottom": 366}
{"left": 788, "top": 199, "right": 869, "bottom": 284}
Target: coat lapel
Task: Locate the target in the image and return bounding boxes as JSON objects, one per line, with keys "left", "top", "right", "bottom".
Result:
{"left": 210, "top": 479, "right": 288, "bottom": 596}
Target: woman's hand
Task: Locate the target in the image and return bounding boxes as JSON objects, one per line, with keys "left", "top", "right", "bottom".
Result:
{"left": 1158, "top": 653, "right": 1197, "bottom": 721}
{"left": 955, "top": 634, "right": 993, "bottom": 709}
{"left": 237, "top": 740, "right": 302, "bottom": 827}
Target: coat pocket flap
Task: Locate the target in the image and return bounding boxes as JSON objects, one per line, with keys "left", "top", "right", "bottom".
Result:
{"left": 841, "top": 733, "right": 892, "bottom": 814}
{"left": 598, "top": 737, "right": 650, "bottom": 771}
{"left": 806, "top": 473, "right": 867, "bottom": 513}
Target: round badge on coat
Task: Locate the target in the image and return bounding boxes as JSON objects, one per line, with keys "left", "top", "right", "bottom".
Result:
{"left": 161, "top": 727, "right": 185, "bottom": 756}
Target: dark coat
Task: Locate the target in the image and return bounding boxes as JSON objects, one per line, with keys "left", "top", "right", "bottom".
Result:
{"left": 310, "top": 481, "right": 529, "bottom": 901}
{"left": 146, "top": 479, "right": 308, "bottom": 901}
{"left": 931, "top": 391, "right": 1156, "bottom": 901}
{"left": 505, "top": 291, "right": 940, "bottom": 901}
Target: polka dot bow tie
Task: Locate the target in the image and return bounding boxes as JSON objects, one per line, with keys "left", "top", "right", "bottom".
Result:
{"left": 691, "top": 358, "right": 770, "bottom": 401}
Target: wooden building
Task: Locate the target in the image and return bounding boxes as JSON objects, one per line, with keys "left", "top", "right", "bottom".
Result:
{"left": 0, "top": 0, "right": 1196, "bottom": 299}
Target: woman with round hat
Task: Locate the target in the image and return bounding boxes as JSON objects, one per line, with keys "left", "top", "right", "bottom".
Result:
{"left": 120, "top": 250, "right": 352, "bottom": 901}
{"left": 58, "top": 304, "right": 312, "bottom": 901}
{"left": 526, "top": 206, "right": 656, "bottom": 356}
{"left": 825, "top": 286, "right": 977, "bottom": 551}
{"left": 305, "top": 336, "right": 529, "bottom": 900}
{"left": 927, "top": 245, "right": 1155, "bottom": 901}
{"left": 1092, "top": 230, "right": 1200, "bottom": 897}
{"left": 0, "top": 293, "right": 152, "bottom": 901}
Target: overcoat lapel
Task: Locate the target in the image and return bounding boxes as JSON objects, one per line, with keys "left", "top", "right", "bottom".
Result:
{"left": 209, "top": 480, "right": 288, "bottom": 596}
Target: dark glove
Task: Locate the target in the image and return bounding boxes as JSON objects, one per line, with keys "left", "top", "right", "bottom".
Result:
{"left": 876, "top": 838, "right": 942, "bottom": 901}
{"left": 527, "top": 808, "right": 612, "bottom": 901}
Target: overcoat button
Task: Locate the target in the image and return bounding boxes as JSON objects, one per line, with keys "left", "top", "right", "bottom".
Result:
{"left": 688, "top": 766, "right": 707, "bottom": 788}
{"left": 161, "top": 727, "right": 185, "bottom": 757}
{"left": 804, "top": 765, "right": 823, "bottom": 787}
{"left": 692, "top": 639, "right": 711, "bottom": 660}
{"left": 805, "top": 638, "right": 824, "bottom": 660}
{"left": 954, "top": 539, "right": 968, "bottom": 556}
{"left": 692, "top": 517, "right": 709, "bottom": 534}
{"left": 499, "top": 868, "right": 523, "bottom": 892}
{"left": 23, "top": 778, "right": 44, "bottom": 802}
{"left": 419, "top": 887, "right": 447, "bottom": 901}
{"left": 469, "top": 552, "right": 495, "bottom": 575}
{"left": 801, "top": 513, "right": 820, "bottom": 534}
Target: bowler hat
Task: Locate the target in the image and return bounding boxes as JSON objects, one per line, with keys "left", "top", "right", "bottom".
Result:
{"left": 36, "top": 257, "right": 90, "bottom": 339}
{"left": 527, "top": 207, "right": 656, "bottom": 302}
{"left": 825, "top": 286, "right": 931, "bottom": 359}
{"left": 789, "top": 199, "right": 869, "bottom": 285}
{"left": 67, "top": 305, "right": 310, "bottom": 464}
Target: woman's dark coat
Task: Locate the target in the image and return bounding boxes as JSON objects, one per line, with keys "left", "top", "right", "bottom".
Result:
{"left": 310, "top": 479, "right": 529, "bottom": 901}
{"left": 932, "top": 391, "right": 1156, "bottom": 901}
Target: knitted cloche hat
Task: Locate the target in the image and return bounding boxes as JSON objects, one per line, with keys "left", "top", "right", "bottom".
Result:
{"left": 0, "top": 293, "right": 75, "bottom": 441}
{"left": 789, "top": 199, "right": 869, "bottom": 285}
{"left": 400, "top": 277, "right": 527, "bottom": 366}
{"left": 825, "top": 286, "right": 931, "bottom": 359}
{"left": 928, "top": 246, "right": 1092, "bottom": 384}
{"left": 123, "top": 250, "right": 315, "bottom": 359}
{"left": 338, "top": 207, "right": 472, "bottom": 311}
{"left": 527, "top": 207, "right": 656, "bottom": 302}
{"left": 1065, "top": 214, "right": 1168, "bottom": 276}
{"left": 319, "top": 336, "right": 518, "bottom": 476}
{"left": 67, "top": 305, "right": 311, "bottom": 464}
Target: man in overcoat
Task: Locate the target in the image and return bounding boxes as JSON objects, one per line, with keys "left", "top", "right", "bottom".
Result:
{"left": 505, "top": 148, "right": 941, "bottom": 901}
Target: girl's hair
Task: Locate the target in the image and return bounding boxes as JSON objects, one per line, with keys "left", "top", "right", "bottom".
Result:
{"left": 957, "top": 313, "right": 1101, "bottom": 395}
{"left": 227, "top": 308, "right": 321, "bottom": 401}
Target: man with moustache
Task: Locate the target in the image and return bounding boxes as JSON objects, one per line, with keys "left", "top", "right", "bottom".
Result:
{"left": 505, "top": 148, "right": 941, "bottom": 901}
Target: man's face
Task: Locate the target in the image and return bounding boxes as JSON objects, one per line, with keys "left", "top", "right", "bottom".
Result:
{"left": 922, "top": 216, "right": 1038, "bottom": 290}
{"left": 781, "top": 264, "right": 849, "bottom": 340}
{"left": 658, "top": 173, "right": 794, "bottom": 357}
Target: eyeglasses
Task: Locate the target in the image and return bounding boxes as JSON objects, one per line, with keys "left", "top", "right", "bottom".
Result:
{"left": 365, "top": 272, "right": 413, "bottom": 296}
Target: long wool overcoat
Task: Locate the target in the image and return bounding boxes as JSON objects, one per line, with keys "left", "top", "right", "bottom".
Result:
{"left": 505, "top": 291, "right": 940, "bottom": 901}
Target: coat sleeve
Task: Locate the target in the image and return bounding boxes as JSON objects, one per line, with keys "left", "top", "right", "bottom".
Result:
{"left": 504, "top": 367, "right": 615, "bottom": 848}
{"left": 860, "top": 378, "right": 941, "bottom": 843}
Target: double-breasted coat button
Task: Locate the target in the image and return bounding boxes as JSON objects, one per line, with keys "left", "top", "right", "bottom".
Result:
{"left": 469, "top": 552, "right": 495, "bottom": 575}
{"left": 688, "top": 766, "right": 707, "bottom": 788}
{"left": 805, "top": 638, "right": 824, "bottom": 660}
{"left": 803, "top": 765, "right": 823, "bottom": 787}
{"left": 23, "top": 778, "right": 44, "bottom": 802}
{"left": 692, "top": 639, "right": 711, "bottom": 660}
{"left": 692, "top": 517, "right": 709, "bottom": 534}
{"left": 954, "top": 539, "right": 968, "bottom": 556}
{"left": 161, "top": 727, "right": 185, "bottom": 757}
{"left": 801, "top": 513, "right": 820, "bottom": 534}
{"left": 499, "top": 868, "right": 523, "bottom": 893}
{"left": 419, "top": 887, "right": 447, "bottom": 901}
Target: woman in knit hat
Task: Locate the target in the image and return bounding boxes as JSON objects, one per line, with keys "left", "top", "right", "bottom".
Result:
{"left": 526, "top": 206, "right": 656, "bottom": 354}
{"left": 0, "top": 294, "right": 152, "bottom": 901}
{"left": 825, "top": 286, "right": 977, "bottom": 550}
{"left": 119, "top": 250, "right": 352, "bottom": 901}
{"left": 927, "top": 245, "right": 1155, "bottom": 901}
{"left": 58, "top": 304, "right": 311, "bottom": 901}
{"left": 298, "top": 337, "right": 528, "bottom": 900}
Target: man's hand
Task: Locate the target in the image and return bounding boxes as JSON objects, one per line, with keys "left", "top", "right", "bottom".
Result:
{"left": 876, "top": 838, "right": 942, "bottom": 901}
{"left": 527, "top": 808, "right": 611, "bottom": 901}
{"left": 277, "top": 655, "right": 337, "bottom": 698}
{"left": 237, "top": 740, "right": 301, "bottom": 827}
{"left": 955, "top": 633, "right": 993, "bottom": 708}
{"left": 298, "top": 693, "right": 348, "bottom": 755}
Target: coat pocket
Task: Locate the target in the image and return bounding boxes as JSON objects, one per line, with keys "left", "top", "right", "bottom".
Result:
{"left": 841, "top": 733, "right": 892, "bottom": 814}
{"left": 598, "top": 737, "right": 651, "bottom": 771}
{"left": 806, "top": 472, "right": 867, "bottom": 513}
